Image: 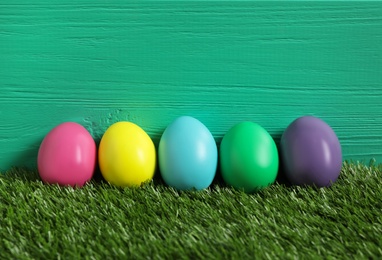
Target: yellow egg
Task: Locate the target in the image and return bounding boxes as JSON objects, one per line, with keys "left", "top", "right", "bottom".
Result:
{"left": 98, "top": 122, "right": 156, "bottom": 187}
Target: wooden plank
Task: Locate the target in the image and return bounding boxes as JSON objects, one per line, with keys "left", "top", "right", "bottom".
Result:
{"left": 1, "top": 2, "right": 382, "bottom": 170}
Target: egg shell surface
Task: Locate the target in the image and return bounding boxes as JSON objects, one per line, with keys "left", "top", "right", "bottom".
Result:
{"left": 37, "top": 122, "right": 96, "bottom": 187}
{"left": 280, "top": 116, "right": 342, "bottom": 187}
{"left": 158, "top": 116, "right": 218, "bottom": 191}
{"left": 98, "top": 121, "right": 156, "bottom": 187}
{"left": 219, "top": 121, "right": 279, "bottom": 193}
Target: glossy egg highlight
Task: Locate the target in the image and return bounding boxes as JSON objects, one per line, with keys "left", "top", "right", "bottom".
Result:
{"left": 280, "top": 116, "right": 342, "bottom": 187}
{"left": 220, "top": 122, "right": 279, "bottom": 193}
{"left": 98, "top": 122, "right": 156, "bottom": 187}
{"left": 158, "top": 116, "right": 218, "bottom": 190}
{"left": 37, "top": 122, "right": 96, "bottom": 187}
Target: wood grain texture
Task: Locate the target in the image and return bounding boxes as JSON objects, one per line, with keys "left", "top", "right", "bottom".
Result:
{"left": 1, "top": 2, "right": 382, "bottom": 170}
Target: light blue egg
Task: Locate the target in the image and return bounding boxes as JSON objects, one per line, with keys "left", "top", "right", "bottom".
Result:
{"left": 159, "top": 116, "right": 218, "bottom": 190}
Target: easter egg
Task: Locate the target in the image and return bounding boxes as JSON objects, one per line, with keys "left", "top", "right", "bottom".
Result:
{"left": 158, "top": 116, "right": 218, "bottom": 190}
{"left": 98, "top": 122, "right": 156, "bottom": 187}
{"left": 37, "top": 122, "right": 96, "bottom": 187}
{"left": 280, "top": 116, "right": 342, "bottom": 187}
{"left": 220, "top": 122, "right": 279, "bottom": 193}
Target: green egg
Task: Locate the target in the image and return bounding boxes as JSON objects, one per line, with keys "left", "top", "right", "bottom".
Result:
{"left": 220, "top": 122, "right": 279, "bottom": 193}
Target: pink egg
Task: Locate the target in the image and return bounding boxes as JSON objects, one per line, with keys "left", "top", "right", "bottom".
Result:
{"left": 37, "top": 122, "right": 96, "bottom": 187}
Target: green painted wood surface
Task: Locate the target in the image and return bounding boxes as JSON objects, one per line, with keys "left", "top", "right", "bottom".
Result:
{"left": 1, "top": 1, "right": 382, "bottom": 170}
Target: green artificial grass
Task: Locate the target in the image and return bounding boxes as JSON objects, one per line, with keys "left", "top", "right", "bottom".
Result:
{"left": 0, "top": 162, "right": 381, "bottom": 259}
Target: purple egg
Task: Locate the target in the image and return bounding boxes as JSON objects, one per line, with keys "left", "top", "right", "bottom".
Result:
{"left": 280, "top": 116, "right": 342, "bottom": 187}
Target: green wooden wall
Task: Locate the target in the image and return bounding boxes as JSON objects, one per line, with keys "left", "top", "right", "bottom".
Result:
{"left": 1, "top": 1, "right": 382, "bottom": 171}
